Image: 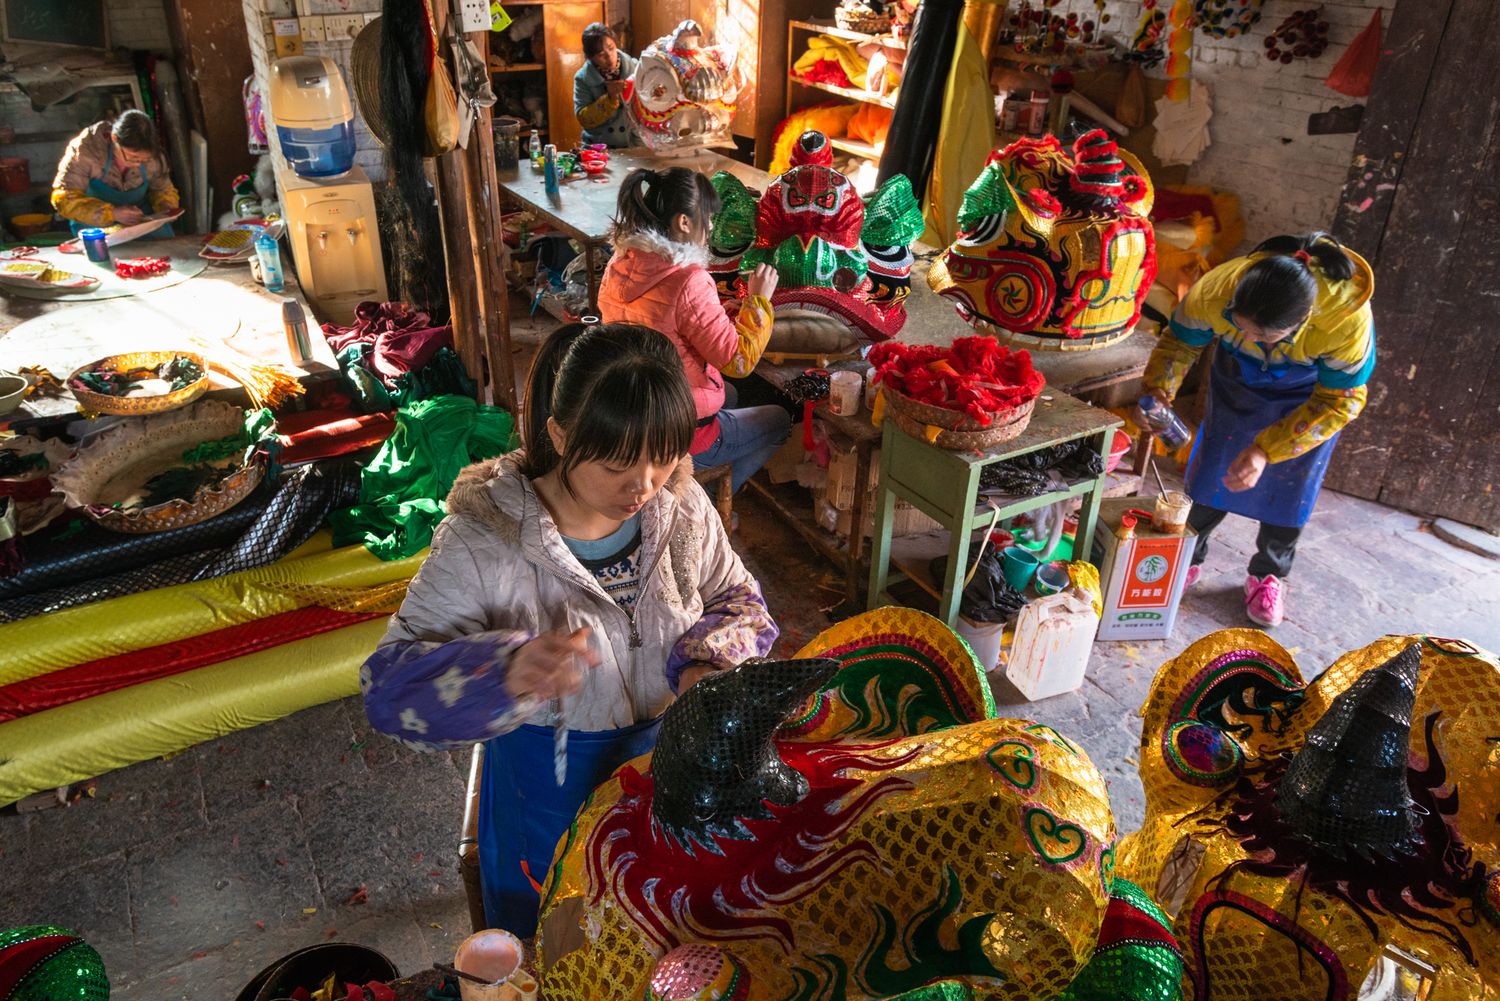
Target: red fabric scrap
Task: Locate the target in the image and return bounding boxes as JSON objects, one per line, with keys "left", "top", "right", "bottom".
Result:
{"left": 0, "top": 606, "right": 386, "bottom": 721}
{"left": 796, "top": 61, "right": 854, "bottom": 89}
{"left": 869, "top": 336, "right": 1045, "bottom": 425}
{"left": 274, "top": 410, "right": 397, "bottom": 466}
{"left": 320, "top": 301, "right": 454, "bottom": 384}
{"left": 114, "top": 257, "right": 171, "bottom": 278}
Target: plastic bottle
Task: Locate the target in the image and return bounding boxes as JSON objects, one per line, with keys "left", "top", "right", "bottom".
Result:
{"left": 528, "top": 129, "right": 542, "bottom": 166}
{"left": 80, "top": 227, "right": 110, "bottom": 264}
{"left": 1137, "top": 395, "right": 1191, "bottom": 451}
{"left": 282, "top": 298, "right": 312, "bottom": 365}
{"left": 543, "top": 143, "right": 559, "bottom": 196}
{"left": 255, "top": 232, "right": 285, "bottom": 293}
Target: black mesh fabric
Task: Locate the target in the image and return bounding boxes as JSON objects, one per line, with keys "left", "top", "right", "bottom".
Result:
{"left": 979, "top": 440, "right": 1104, "bottom": 497}
{"left": 1274, "top": 643, "right": 1423, "bottom": 859}
{"left": 0, "top": 460, "right": 362, "bottom": 623}
{"left": 651, "top": 657, "right": 841, "bottom": 849}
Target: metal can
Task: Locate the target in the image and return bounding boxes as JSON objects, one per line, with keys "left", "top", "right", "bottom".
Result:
{"left": 80, "top": 227, "right": 110, "bottom": 264}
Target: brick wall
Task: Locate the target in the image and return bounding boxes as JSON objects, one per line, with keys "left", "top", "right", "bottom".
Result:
{"left": 242, "top": 0, "right": 386, "bottom": 182}
{"left": 1086, "top": 0, "right": 1392, "bottom": 244}
{"left": 109, "top": 0, "right": 175, "bottom": 53}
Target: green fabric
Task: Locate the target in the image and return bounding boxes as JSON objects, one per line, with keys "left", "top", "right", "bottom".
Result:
{"left": 391, "top": 347, "right": 477, "bottom": 407}
{"left": 709, "top": 171, "right": 758, "bottom": 254}
{"left": 337, "top": 344, "right": 396, "bottom": 413}
{"left": 861, "top": 174, "right": 925, "bottom": 248}
{"left": 329, "top": 395, "right": 516, "bottom": 560}
{"left": 956, "top": 162, "right": 1017, "bottom": 233}
{"left": 180, "top": 408, "right": 276, "bottom": 465}
{"left": 885, "top": 984, "right": 973, "bottom": 1001}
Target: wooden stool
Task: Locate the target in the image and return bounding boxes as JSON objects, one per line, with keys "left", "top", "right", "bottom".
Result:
{"left": 458, "top": 743, "right": 486, "bottom": 934}
{"left": 694, "top": 463, "right": 734, "bottom": 530}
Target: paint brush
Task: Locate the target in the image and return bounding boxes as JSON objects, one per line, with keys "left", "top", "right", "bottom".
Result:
{"left": 1151, "top": 458, "right": 1169, "bottom": 498}
{"left": 433, "top": 962, "right": 493, "bottom": 986}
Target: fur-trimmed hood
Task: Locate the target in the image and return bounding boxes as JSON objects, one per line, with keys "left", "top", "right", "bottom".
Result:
{"left": 608, "top": 230, "right": 711, "bottom": 280}
{"left": 445, "top": 450, "right": 699, "bottom": 541}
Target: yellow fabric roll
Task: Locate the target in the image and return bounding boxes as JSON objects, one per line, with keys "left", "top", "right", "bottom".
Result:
{"left": 0, "top": 617, "right": 388, "bottom": 806}
{"left": 792, "top": 35, "right": 870, "bottom": 87}
{"left": 0, "top": 532, "right": 425, "bottom": 686}
{"left": 920, "top": 24, "right": 996, "bottom": 248}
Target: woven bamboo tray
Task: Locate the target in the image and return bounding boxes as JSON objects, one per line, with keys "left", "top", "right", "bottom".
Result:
{"left": 52, "top": 400, "right": 265, "bottom": 534}
{"left": 883, "top": 385, "right": 1037, "bottom": 450}
{"left": 67, "top": 351, "right": 209, "bottom": 416}
{"left": 835, "top": 9, "right": 892, "bottom": 33}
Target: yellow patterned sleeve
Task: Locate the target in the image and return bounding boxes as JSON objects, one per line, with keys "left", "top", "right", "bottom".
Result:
{"left": 51, "top": 187, "right": 114, "bottom": 227}
{"left": 1254, "top": 383, "right": 1367, "bottom": 464}
{"left": 1142, "top": 331, "right": 1204, "bottom": 401}
{"left": 148, "top": 168, "right": 181, "bottom": 214}
{"left": 577, "top": 93, "right": 621, "bottom": 130}
{"left": 722, "top": 295, "right": 774, "bottom": 379}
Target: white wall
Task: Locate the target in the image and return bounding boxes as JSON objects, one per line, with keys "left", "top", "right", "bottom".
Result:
{"left": 1089, "top": 0, "right": 1394, "bottom": 243}
{"left": 109, "top": 0, "right": 175, "bottom": 53}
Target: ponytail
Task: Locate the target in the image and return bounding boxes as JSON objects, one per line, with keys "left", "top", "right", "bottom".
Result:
{"left": 610, "top": 167, "right": 721, "bottom": 242}
{"left": 1230, "top": 231, "right": 1356, "bottom": 332}
{"left": 1253, "top": 231, "right": 1356, "bottom": 282}
{"left": 520, "top": 321, "right": 695, "bottom": 492}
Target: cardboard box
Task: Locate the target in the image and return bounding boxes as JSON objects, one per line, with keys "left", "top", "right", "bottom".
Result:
{"left": 813, "top": 487, "right": 940, "bottom": 540}
{"left": 1091, "top": 497, "right": 1196, "bottom": 641}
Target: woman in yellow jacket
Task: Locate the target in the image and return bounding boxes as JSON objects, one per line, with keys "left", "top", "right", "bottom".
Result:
{"left": 1141, "top": 232, "right": 1375, "bottom": 627}
{"left": 51, "top": 109, "right": 179, "bottom": 236}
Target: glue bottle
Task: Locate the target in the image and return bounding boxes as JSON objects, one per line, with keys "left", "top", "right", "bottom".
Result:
{"left": 255, "top": 232, "right": 285, "bottom": 293}
{"left": 1137, "top": 395, "right": 1192, "bottom": 451}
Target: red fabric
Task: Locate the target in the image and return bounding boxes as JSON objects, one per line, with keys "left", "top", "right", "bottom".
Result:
{"left": 320, "top": 301, "right": 454, "bottom": 383}
{"left": 1150, "top": 188, "right": 1218, "bottom": 225}
{"left": 0, "top": 934, "right": 78, "bottom": 997}
{"left": 868, "top": 336, "right": 1045, "bottom": 423}
{"left": 0, "top": 606, "right": 385, "bottom": 721}
{"left": 275, "top": 411, "right": 397, "bottom": 466}
{"left": 0, "top": 477, "right": 54, "bottom": 501}
{"left": 796, "top": 61, "right": 853, "bottom": 89}
{"left": 1099, "top": 896, "right": 1181, "bottom": 951}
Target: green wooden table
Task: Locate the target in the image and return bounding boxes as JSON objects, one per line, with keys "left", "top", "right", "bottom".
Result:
{"left": 866, "top": 390, "right": 1123, "bottom": 626}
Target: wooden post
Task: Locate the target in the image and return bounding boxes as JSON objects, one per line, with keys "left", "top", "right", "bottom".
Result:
{"left": 429, "top": 0, "right": 518, "bottom": 414}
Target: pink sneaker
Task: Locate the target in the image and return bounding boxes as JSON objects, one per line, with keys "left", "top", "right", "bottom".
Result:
{"left": 1244, "top": 574, "right": 1285, "bottom": 627}
{"left": 1184, "top": 565, "right": 1202, "bottom": 587}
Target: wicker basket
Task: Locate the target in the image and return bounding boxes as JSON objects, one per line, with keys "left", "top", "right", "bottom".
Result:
{"left": 883, "top": 385, "right": 1037, "bottom": 450}
{"left": 52, "top": 400, "right": 265, "bottom": 534}
{"left": 835, "top": 9, "right": 893, "bottom": 33}
{"left": 67, "top": 351, "right": 210, "bottom": 416}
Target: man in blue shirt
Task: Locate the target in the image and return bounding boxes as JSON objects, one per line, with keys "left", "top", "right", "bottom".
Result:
{"left": 574, "top": 23, "right": 638, "bottom": 148}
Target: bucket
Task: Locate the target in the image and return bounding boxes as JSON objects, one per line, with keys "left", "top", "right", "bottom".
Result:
{"left": 455, "top": 930, "right": 537, "bottom": 1001}
{"left": 0, "top": 157, "right": 28, "bottom": 194}
{"left": 955, "top": 616, "right": 1004, "bottom": 673}
{"left": 1000, "top": 545, "right": 1040, "bottom": 592}
{"left": 238, "top": 943, "right": 398, "bottom": 1001}
{"left": 493, "top": 116, "right": 524, "bottom": 171}
{"left": 9, "top": 213, "right": 51, "bottom": 237}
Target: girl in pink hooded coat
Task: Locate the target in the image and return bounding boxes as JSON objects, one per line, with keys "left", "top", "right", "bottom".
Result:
{"left": 598, "top": 167, "right": 791, "bottom": 492}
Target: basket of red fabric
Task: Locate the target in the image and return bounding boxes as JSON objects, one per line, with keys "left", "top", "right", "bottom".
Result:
{"left": 870, "top": 336, "right": 1045, "bottom": 450}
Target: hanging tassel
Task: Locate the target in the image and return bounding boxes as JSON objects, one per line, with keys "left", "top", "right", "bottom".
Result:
{"left": 1165, "top": 0, "right": 1194, "bottom": 102}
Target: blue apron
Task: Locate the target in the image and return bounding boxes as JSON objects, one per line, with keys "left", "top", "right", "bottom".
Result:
{"left": 1184, "top": 343, "right": 1338, "bottom": 528}
{"left": 70, "top": 143, "right": 175, "bottom": 238}
{"left": 479, "top": 716, "right": 661, "bottom": 937}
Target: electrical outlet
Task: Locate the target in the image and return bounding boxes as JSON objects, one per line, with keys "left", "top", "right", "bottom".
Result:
{"left": 323, "top": 13, "right": 365, "bottom": 40}
{"left": 299, "top": 15, "right": 326, "bottom": 42}
{"left": 457, "top": 0, "right": 491, "bottom": 33}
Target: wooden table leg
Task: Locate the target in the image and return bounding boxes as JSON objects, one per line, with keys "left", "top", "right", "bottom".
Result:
{"left": 866, "top": 429, "right": 898, "bottom": 611}
{"left": 584, "top": 242, "right": 600, "bottom": 314}
{"left": 937, "top": 514, "right": 975, "bottom": 626}
{"left": 1075, "top": 427, "right": 1113, "bottom": 565}
{"left": 842, "top": 441, "right": 875, "bottom": 609}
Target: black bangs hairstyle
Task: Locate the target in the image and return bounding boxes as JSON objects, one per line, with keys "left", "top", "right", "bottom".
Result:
{"left": 582, "top": 22, "right": 616, "bottom": 58}
{"left": 522, "top": 322, "right": 696, "bottom": 491}
{"left": 612, "top": 167, "right": 721, "bottom": 241}
{"left": 1229, "top": 231, "right": 1357, "bottom": 332}
{"left": 112, "top": 109, "right": 158, "bottom": 152}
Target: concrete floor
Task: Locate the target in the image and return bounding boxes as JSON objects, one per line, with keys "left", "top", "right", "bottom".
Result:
{"left": 3, "top": 306, "right": 1499, "bottom": 997}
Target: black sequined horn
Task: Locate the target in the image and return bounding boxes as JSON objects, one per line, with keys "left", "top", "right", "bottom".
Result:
{"left": 650, "top": 658, "right": 841, "bottom": 851}
{"left": 1274, "top": 643, "right": 1424, "bottom": 860}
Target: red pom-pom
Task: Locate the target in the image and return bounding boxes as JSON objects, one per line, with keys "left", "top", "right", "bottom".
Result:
{"left": 1026, "top": 188, "right": 1062, "bottom": 216}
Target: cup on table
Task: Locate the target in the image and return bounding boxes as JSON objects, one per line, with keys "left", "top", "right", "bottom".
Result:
{"left": 1001, "top": 546, "right": 1040, "bottom": 592}
{"left": 829, "top": 370, "right": 863, "bottom": 416}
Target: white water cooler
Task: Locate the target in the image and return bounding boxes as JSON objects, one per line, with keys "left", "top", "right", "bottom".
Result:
{"left": 269, "top": 55, "right": 388, "bottom": 325}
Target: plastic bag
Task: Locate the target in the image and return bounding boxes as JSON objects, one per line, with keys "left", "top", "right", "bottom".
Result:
{"left": 929, "top": 551, "right": 1027, "bottom": 624}
{"left": 1326, "top": 10, "right": 1381, "bottom": 98}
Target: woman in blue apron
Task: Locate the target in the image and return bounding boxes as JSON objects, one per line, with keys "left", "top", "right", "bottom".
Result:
{"left": 52, "top": 109, "right": 179, "bottom": 237}
{"left": 1140, "top": 232, "right": 1376, "bottom": 626}
{"left": 359, "top": 322, "right": 779, "bottom": 938}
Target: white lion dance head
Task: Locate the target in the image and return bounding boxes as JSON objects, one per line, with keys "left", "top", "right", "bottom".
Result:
{"left": 624, "top": 20, "right": 739, "bottom": 153}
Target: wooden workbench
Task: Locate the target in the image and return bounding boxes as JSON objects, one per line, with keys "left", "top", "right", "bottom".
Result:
{"left": 496, "top": 149, "right": 769, "bottom": 310}
{"left": 0, "top": 235, "right": 337, "bottom": 428}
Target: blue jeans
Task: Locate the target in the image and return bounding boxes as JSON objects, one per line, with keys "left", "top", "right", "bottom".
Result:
{"left": 695, "top": 387, "right": 791, "bottom": 492}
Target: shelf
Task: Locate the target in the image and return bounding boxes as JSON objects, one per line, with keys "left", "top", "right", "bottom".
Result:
{"left": 491, "top": 63, "right": 545, "bottom": 74}
{"left": 789, "top": 19, "right": 907, "bottom": 49}
{"left": 3, "top": 130, "right": 80, "bottom": 145}
{"left": 829, "top": 136, "right": 881, "bottom": 161}
{"left": 788, "top": 75, "right": 897, "bottom": 110}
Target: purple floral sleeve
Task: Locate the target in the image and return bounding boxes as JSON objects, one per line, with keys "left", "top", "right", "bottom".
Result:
{"left": 360, "top": 631, "right": 536, "bottom": 750}
{"left": 665, "top": 579, "right": 778, "bottom": 691}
